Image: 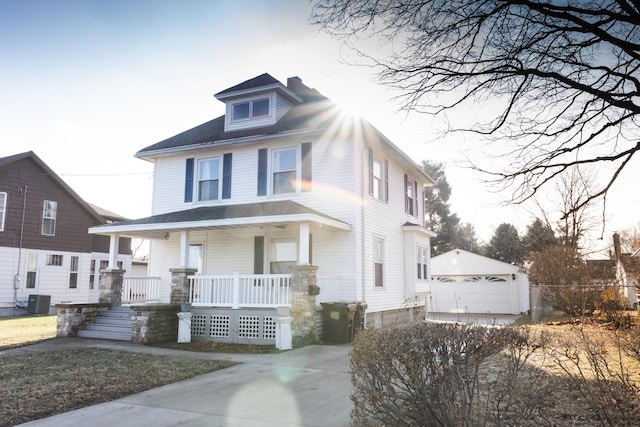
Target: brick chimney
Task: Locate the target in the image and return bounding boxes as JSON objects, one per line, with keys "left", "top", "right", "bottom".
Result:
{"left": 613, "top": 232, "right": 622, "bottom": 261}
{"left": 287, "top": 76, "right": 303, "bottom": 90}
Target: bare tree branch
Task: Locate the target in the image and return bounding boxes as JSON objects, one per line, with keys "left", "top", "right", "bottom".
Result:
{"left": 311, "top": 0, "right": 640, "bottom": 217}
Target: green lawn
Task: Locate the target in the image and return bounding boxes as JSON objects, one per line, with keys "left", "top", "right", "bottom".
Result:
{"left": 0, "top": 315, "right": 57, "bottom": 349}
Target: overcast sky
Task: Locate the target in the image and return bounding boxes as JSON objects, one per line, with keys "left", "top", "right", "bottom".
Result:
{"left": 1, "top": 0, "right": 636, "bottom": 256}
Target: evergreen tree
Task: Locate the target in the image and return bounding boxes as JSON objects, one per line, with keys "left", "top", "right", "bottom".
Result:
{"left": 484, "top": 223, "right": 523, "bottom": 265}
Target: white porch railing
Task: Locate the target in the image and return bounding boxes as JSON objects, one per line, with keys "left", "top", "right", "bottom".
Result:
{"left": 189, "top": 273, "right": 291, "bottom": 308}
{"left": 122, "top": 276, "right": 161, "bottom": 303}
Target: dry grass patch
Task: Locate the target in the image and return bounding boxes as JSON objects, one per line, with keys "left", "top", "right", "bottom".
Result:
{"left": 0, "top": 315, "right": 56, "bottom": 349}
{"left": 0, "top": 348, "right": 235, "bottom": 426}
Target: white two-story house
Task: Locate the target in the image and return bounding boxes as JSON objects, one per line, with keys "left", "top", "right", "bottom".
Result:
{"left": 90, "top": 73, "right": 435, "bottom": 333}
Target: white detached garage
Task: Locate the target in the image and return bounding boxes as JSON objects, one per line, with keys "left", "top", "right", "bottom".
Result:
{"left": 429, "top": 249, "right": 529, "bottom": 315}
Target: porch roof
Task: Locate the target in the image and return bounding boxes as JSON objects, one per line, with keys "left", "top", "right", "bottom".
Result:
{"left": 88, "top": 200, "right": 351, "bottom": 238}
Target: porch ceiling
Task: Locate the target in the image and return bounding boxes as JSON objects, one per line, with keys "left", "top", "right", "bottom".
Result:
{"left": 88, "top": 200, "right": 351, "bottom": 239}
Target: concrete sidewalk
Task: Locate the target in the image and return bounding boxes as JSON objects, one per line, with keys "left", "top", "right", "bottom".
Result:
{"left": 5, "top": 338, "right": 353, "bottom": 427}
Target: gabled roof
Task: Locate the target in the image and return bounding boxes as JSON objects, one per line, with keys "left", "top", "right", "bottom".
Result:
{"left": 135, "top": 97, "right": 339, "bottom": 156}
{"left": 431, "top": 249, "right": 521, "bottom": 275}
{"left": 135, "top": 73, "right": 434, "bottom": 184}
{"left": 215, "top": 73, "right": 281, "bottom": 97}
{"left": 586, "top": 259, "right": 616, "bottom": 282}
{"left": 89, "top": 200, "right": 351, "bottom": 238}
{"left": 0, "top": 151, "right": 105, "bottom": 223}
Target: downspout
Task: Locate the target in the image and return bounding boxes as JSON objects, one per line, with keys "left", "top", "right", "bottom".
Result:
{"left": 360, "top": 146, "right": 367, "bottom": 327}
{"left": 14, "top": 186, "right": 28, "bottom": 307}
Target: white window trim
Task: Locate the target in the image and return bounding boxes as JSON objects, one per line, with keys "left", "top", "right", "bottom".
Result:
{"left": 197, "top": 157, "right": 222, "bottom": 202}
{"left": 373, "top": 236, "right": 385, "bottom": 288}
{"left": 230, "top": 97, "right": 272, "bottom": 123}
{"left": 372, "top": 155, "right": 384, "bottom": 201}
{"left": 0, "top": 192, "right": 6, "bottom": 231}
{"left": 270, "top": 146, "right": 301, "bottom": 195}
{"left": 41, "top": 200, "right": 57, "bottom": 236}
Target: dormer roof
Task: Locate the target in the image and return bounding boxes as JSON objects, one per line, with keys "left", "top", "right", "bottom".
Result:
{"left": 214, "top": 73, "right": 302, "bottom": 103}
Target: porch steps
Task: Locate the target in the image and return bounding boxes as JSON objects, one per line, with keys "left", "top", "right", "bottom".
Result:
{"left": 78, "top": 306, "right": 132, "bottom": 341}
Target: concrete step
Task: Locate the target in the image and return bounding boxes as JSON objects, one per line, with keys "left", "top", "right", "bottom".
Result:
{"left": 84, "top": 323, "right": 131, "bottom": 334}
{"left": 78, "top": 329, "right": 131, "bottom": 341}
{"left": 78, "top": 306, "right": 132, "bottom": 342}
{"left": 95, "top": 317, "right": 131, "bottom": 326}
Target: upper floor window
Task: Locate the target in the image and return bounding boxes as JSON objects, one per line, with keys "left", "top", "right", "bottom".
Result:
{"left": 257, "top": 143, "right": 312, "bottom": 196}
{"left": 185, "top": 154, "right": 232, "bottom": 203}
{"left": 405, "top": 175, "right": 419, "bottom": 217}
{"left": 368, "top": 149, "right": 388, "bottom": 203}
{"left": 198, "top": 158, "right": 221, "bottom": 201}
{"left": 232, "top": 98, "right": 270, "bottom": 121}
{"left": 273, "top": 148, "right": 297, "bottom": 194}
{"left": 0, "top": 192, "right": 6, "bottom": 231}
{"left": 41, "top": 200, "right": 57, "bottom": 236}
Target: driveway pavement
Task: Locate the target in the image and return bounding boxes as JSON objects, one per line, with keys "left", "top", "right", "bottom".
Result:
{"left": 4, "top": 338, "right": 353, "bottom": 427}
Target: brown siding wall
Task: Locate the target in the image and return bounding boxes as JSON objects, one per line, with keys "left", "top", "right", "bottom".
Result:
{"left": 0, "top": 157, "right": 104, "bottom": 253}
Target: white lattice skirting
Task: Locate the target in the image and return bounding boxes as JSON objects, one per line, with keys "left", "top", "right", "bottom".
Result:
{"left": 191, "top": 308, "right": 277, "bottom": 344}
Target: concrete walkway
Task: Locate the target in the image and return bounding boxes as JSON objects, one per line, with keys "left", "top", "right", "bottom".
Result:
{"left": 4, "top": 338, "right": 353, "bottom": 427}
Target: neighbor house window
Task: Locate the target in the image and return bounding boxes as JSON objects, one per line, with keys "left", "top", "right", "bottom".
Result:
{"left": 372, "top": 157, "right": 383, "bottom": 200}
{"left": 0, "top": 192, "right": 6, "bottom": 231}
{"left": 41, "top": 200, "right": 57, "bottom": 236}
{"left": 417, "top": 245, "right": 428, "bottom": 280}
{"left": 26, "top": 253, "right": 37, "bottom": 289}
{"left": 272, "top": 148, "right": 297, "bottom": 194}
{"left": 69, "top": 256, "right": 79, "bottom": 289}
{"left": 89, "top": 260, "right": 96, "bottom": 289}
{"left": 46, "top": 254, "right": 63, "bottom": 266}
{"left": 374, "top": 237, "right": 384, "bottom": 287}
{"left": 198, "top": 158, "right": 221, "bottom": 201}
{"left": 405, "top": 175, "right": 419, "bottom": 216}
{"left": 232, "top": 98, "right": 270, "bottom": 121}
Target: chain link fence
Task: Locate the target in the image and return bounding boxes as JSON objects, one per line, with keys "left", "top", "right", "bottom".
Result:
{"left": 531, "top": 284, "right": 638, "bottom": 323}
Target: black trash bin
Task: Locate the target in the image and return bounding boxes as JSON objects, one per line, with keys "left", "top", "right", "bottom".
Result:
{"left": 27, "top": 294, "right": 51, "bottom": 314}
{"left": 321, "top": 302, "right": 357, "bottom": 343}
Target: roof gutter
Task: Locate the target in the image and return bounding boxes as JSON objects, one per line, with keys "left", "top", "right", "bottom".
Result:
{"left": 134, "top": 126, "right": 330, "bottom": 160}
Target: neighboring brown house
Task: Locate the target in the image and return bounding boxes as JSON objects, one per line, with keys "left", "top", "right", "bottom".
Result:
{"left": 0, "top": 151, "right": 132, "bottom": 315}
{"left": 586, "top": 234, "right": 639, "bottom": 309}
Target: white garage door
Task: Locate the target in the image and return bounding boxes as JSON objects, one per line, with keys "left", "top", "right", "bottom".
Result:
{"left": 428, "top": 275, "right": 514, "bottom": 314}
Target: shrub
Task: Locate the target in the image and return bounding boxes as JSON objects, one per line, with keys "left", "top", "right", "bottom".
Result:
{"left": 349, "top": 323, "right": 544, "bottom": 426}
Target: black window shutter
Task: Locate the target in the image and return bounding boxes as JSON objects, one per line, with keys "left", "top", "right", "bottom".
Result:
{"left": 222, "top": 153, "right": 232, "bottom": 199}
{"left": 414, "top": 180, "right": 418, "bottom": 216}
{"left": 257, "top": 148, "right": 267, "bottom": 196}
{"left": 254, "top": 236, "right": 264, "bottom": 274}
{"left": 309, "top": 234, "right": 313, "bottom": 265}
{"left": 301, "top": 142, "right": 312, "bottom": 192}
{"left": 368, "top": 148, "right": 374, "bottom": 195}
{"left": 404, "top": 174, "right": 409, "bottom": 213}
{"left": 184, "top": 158, "right": 194, "bottom": 203}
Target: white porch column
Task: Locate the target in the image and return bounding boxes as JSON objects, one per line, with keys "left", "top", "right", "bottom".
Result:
{"left": 179, "top": 230, "right": 190, "bottom": 268}
{"left": 108, "top": 234, "right": 119, "bottom": 269}
{"left": 298, "top": 222, "right": 310, "bottom": 266}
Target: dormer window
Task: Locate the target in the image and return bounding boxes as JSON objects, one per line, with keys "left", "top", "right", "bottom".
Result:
{"left": 232, "top": 98, "right": 270, "bottom": 121}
